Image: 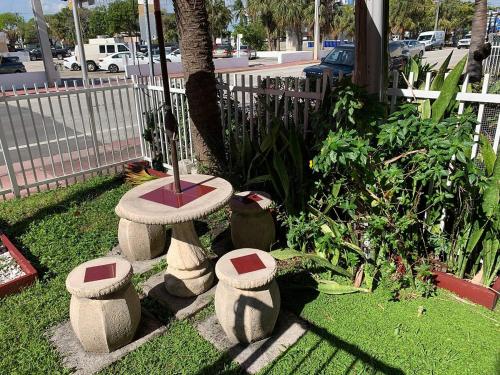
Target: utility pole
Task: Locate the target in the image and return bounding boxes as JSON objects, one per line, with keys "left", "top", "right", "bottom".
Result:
{"left": 72, "top": 0, "right": 89, "bottom": 84}
{"left": 31, "top": 0, "right": 58, "bottom": 84}
{"left": 434, "top": 0, "right": 441, "bottom": 32}
{"left": 313, "top": 0, "right": 320, "bottom": 60}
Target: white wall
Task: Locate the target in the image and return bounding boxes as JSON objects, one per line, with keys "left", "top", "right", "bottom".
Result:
{"left": 0, "top": 71, "right": 60, "bottom": 90}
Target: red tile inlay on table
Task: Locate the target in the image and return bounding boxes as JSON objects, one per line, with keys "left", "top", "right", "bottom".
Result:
{"left": 235, "top": 193, "right": 263, "bottom": 205}
{"left": 139, "top": 180, "right": 216, "bottom": 208}
{"left": 230, "top": 253, "right": 266, "bottom": 274}
{"left": 84, "top": 263, "right": 117, "bottom": 283}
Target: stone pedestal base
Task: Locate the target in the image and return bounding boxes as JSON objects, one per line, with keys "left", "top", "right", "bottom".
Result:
{"left": 215, "top": 280, "right": 280, "bottom": 344}
{"left": 69, "top": 284, "right": 141, "bottom": 353}
{"left": 164, "top": 221, "right": 214, "bottom": 297}
{"left": 118, "top": 218, "right": 166, "bottom": 261}
{"left": 231, "top": 211, "right": 275, "bottom": 251}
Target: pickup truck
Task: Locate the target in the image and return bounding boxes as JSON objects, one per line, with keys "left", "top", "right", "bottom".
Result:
{"left": 29, "top": 47, "right": 71, "bottom": 61}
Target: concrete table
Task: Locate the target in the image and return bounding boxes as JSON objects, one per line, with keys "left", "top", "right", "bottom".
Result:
{"left": 229, "top": 191, "right": 275, "bottom": 250}
{"left": 66, "top": 257, "right": 141, "bottom": 353}
{"left": 115, "top": 174, "right": 233, "bottom": 297}
{"left": 215, "top": 248, "right": 281, "bottom": 344}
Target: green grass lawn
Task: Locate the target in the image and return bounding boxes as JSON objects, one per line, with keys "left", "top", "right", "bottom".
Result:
{"left": 0, "top": 175, "right": 498, "bottom": 374}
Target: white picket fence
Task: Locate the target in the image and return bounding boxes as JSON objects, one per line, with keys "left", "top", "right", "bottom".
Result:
{"left": 0, "top": 70, "right": 498, "bottom": 199}
{"left": 133, "top": 73, "right": 327, "bottom": 170}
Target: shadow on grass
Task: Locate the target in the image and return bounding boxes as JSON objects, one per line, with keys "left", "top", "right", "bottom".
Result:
{"left": 0, "top": 176, "right": 124, "bottom": 278}
{"left": 193, "top": 270, "right": 404, "bottom": 375}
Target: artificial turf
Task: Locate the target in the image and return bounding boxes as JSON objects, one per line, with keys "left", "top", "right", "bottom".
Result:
{"left": 0, "top": 175, "right": 498, "bottom": 374}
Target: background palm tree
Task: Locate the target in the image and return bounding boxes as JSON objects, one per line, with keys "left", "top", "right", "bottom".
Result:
{"left": 467, "top": 0, "right": 488, "bottom": 82}
{"left": 206, "top": 0, "right": 232, "bottom": 44}
{"left": 248, "top": 0, "right": 278, "bottom": 50}
{"left": 232, "top": 0, "right": 247, "bottom": 25}
{"left": 172, "top": 0, "right": 226, "bottom": 170}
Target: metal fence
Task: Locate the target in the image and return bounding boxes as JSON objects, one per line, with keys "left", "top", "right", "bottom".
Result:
{"left": 0, "top": 77, "right": 142, "bottom": 198}
{"left": 484, "top": 34, "right": 500, "bottom": 82}
{"left": 0, "top": 69, "right": 498, "bottom": 200}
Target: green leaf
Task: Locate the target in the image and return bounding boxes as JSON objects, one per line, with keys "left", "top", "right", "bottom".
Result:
{"left": 272, "top": 152, "right": 290, "bottom": 199}
{"left": 420, "top": 99, "right": 431, "bottom": 119}
{"left": 269, "top": 248, "right": 304, "bottom": 260}
{"left": 245, "top": 174, "right": 272, "bottom": 185}
{"left": 480, "top": 135, "right": 496, "bottom": 176}
{"left": 482, "top": 152, "right": 500, "bottom": 218}
{"left": 430, "top": 51, "right": 453, "bottom": 91}
{"left": 431, "top": 55, "right": 467, "bottom": 123}
{"left": 409, "top": 58, "right": 419, "bottom": 83}
{"left": 315, "top": 279, "right": 369, "bottom": 295}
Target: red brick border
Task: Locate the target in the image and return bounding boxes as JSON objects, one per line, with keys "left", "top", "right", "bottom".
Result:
{"left": 0, "top": 233, "right": 38, "bottom": 298}
{"left": 433, "top": 271, "right": 499, "bottom": 310}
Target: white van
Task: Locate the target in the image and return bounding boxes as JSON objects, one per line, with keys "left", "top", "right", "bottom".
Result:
{"left": 417, "top": 31, "right": 445, "bottom": 51}
{"left": 75, "top": 38, "right": 130, "bottom": 72}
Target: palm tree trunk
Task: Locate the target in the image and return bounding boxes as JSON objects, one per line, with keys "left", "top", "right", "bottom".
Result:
{"left": 172, "top": 0, "right": 226, "bottom": 170}
{"left": 467, "top": 0, "right": 488, "bottom": 82}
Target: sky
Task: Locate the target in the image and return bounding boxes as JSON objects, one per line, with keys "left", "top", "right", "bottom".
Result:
{"left": 0, "top": 0, "right": 175, "bottom": 19}
{"left": 0, "top": 0, "right": 499, "bottom": 20}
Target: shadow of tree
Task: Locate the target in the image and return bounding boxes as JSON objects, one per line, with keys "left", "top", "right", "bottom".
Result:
{"left": 0, "top": 176, "right": 124, "bottom": 278}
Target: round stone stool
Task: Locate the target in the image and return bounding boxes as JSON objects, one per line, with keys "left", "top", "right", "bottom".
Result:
{"left": 117, "top": 218, "right": 166, "bottom": 261}
{"left": 66, "top": 257, "right": 141, "bottom": 353}
{"left": 229, "top": 191, "right": 275, "bottom": 251}
{"left": 215, "top": 248, "right": 280, "bottom": 344}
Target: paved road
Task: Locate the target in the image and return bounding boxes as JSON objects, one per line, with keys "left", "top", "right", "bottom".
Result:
{"left": 23, "top": 48, "right": 468, "bottom": 81}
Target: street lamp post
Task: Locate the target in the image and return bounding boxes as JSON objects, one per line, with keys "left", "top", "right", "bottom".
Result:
{"left": 144, "top": 0, "right": 155, "bottom": 77}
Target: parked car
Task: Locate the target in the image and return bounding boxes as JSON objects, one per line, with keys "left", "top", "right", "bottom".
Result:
{"left": 29, "top": 47, "right": 71, "bottom": 61}
{"left": 402, "top": 39, "right": 425, "bottom": 58}
{"left": 237, "top": 45, "right": 257, "bottom": 59}
{"left": 75, "top": 38, "right": 130, "bottom": 72}
{"left": 457, "top": 33, "right": 471, "bottom": 49}
{"left": 213, "top": 44, "right": 233, "bottom": 58}
{"left": 304, "top": 42, "right": 409, "bottom": 79}
{"left": 303, "top": 44, "right": 355, "bottom": 79}
{"left": 417, "top": 30, "right": 445, "bottom": 50}
{"left": 0, "top": 56, "right": 26, "bottom": 74}
{"left": 63, "top": 55, "right": 81, "bottom": 71}
{"left": 165, "top": 49, "right": 182, "bottom": 63}
{"left": 389, "top": 40, "right": 410, "bottom": 70}
{"left": 98, "top": 52, "right": 149, "bottom": 73}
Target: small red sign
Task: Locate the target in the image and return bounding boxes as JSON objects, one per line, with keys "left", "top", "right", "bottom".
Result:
{"left": 230, "top": 253, "right": 266, "bottom": 274}
{"left": 139, "top": 180, "right": 216, "bottom": 208}
{"left": 84, "top": 263, "right": 117, "bottom": 283}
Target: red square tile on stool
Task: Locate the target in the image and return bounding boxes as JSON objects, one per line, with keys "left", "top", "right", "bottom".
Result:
{"left": 84, "top": 263, "right": 117, "bottom": 283}
{"left": 230, "top": 253, "right": 266, "bottom": 274}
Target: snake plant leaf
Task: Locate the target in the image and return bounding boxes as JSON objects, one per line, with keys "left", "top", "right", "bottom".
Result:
{"left": 269, "top": 249, "right": 351, "bottom": 277}
{"left": 420, "top": 99, "right": 431, "bottom": 119}
{"left": 482, "top": 151, "right": 500, "bottom": 218}
{"left": 431, "top": 55, "right": 467, "bottom": 123}
{"left": 430, "top": 51, "right": 453, "bottom": 91}
{"left": 245, "top": 174, "right": 272, "bottom": 185}
{"left": 272, "top": 152, "right": 289, "bottom": 199}
{"left": 480, "top": 135, "right": 496, "bottom": 177}
{"left": 288, "top": 128, "right": 303, "bottom": 185}
{"left": 315, "top": 279, "right": 369, "bottom": 295}
{"left": 270, "top": 248, "right": 304, "bottom": 260}
{"left": 409, "top": 58, "right": 420, "bottom": 83}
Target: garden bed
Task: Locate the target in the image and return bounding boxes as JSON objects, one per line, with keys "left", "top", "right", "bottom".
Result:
{"left": 0, "top": 231, "right": 38, "bottom": 298}
{"left": 433, "top": 271, "right": 500, "bottom": 310}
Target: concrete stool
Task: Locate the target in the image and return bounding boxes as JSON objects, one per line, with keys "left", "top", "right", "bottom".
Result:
{"left": 215, "top": 248, "right": 280, "bottom": 344}
{"left": 229, "top": 191, "right": 275, "bottom": 251}
{"left": 66, "top": 257, "right": 141, "bottom": 353}
{"left": 117, "top": 219, "right": 166, "bottom": 261}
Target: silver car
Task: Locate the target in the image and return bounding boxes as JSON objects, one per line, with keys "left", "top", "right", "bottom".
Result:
{"left": 402, "top": 40, "right": 425, "bottom": 58}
